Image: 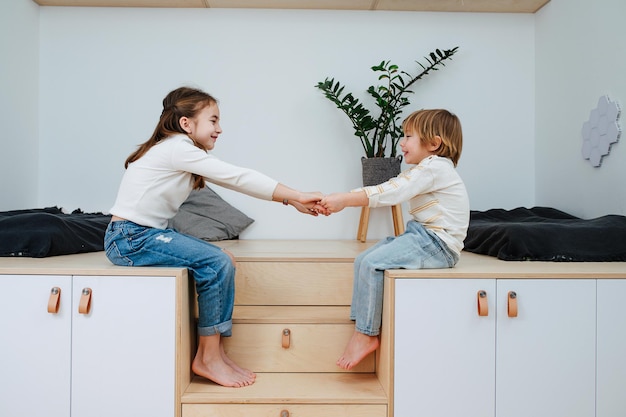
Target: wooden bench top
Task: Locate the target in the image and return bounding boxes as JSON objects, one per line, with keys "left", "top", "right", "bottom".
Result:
{"left": 1, "top": 240, "right": 624, "bottom": 278}
{"left": 0, "top": 251, "right": 185, "bottom": 276}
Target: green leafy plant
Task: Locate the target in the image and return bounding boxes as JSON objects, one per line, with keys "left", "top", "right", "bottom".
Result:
{"left": 315, "top": 47, "right": 459, "bottom": 158}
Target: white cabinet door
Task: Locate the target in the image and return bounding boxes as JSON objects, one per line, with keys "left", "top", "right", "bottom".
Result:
{"left": 496, "top": 279, "right": 596, "bottom": 417}
{"left": 394, "top": 279, "right": 496, "bottom": 417}
{"left": 0, "top": 275, "right": 72, "bottom": 417}
{"left": 597, "top": 279, "right": 626, "bottom": 417}
{"left": 71, "top": 275, "right": 176, "bottom": 417}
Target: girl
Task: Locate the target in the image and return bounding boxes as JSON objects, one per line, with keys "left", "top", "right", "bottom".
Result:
{"left": 105, "top": 86, "right": 323, "bottom": 388}
{"left": 319, "top": 109, "right": 470, "bottom": 370}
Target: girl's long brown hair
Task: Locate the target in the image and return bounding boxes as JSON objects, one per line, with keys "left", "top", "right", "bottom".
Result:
{"left": 125, "top": 87, "right": 217, "bottom": 189}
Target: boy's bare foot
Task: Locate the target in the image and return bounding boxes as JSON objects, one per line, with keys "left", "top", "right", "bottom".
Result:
{"left": 220, "top": 342, "right": 256, "bottom": 379}
{"left": 192, "top": 354, "right": 255, "bottom": 388}
{"left": 336, "top": 331, "right": 380, "bottom": 370}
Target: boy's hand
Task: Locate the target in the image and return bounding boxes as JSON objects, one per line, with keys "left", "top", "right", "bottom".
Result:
{"left": 320, "top": 193, "right": 348, "bottom": 214}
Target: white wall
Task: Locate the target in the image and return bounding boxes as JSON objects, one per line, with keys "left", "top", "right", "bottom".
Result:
{"left": 35, "top": 7, "right": 535, "bottom": 239}
{"left": 0, "top": 0, "right": 39, "bottom": 211}
{"left": 535, "top": 0, "right": 626, "bottom": 218}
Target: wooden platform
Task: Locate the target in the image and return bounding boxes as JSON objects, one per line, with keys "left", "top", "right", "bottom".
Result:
{"left": 181, "top": 240, "right": 390, "bottom": 416}
{"left": 3, "top": 240, "right": 625, "bottom": 417}
{"left": 183, "top": 373, "right": 387, "bottom": 404}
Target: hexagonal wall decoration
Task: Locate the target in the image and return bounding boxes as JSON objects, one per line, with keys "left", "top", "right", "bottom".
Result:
{"left": 581, "top": 95, "right": 621, "bottom": 167}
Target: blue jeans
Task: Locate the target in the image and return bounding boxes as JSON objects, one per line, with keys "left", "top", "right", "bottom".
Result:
{"left": 104, "top": 220, "right": 235, "bottom": 337}
{"left": 352, "top": 220, "right": 459, "bottom": 336}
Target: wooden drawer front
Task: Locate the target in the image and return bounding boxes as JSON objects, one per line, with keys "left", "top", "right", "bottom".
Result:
{"left": 224, "top": 323, "right": 375, "bottom": 373}
{"left": 235, "top": 262, "right": 353, "bottom": 306}
{"left": 183, "top": 404, "right": 387, "bottom": 417}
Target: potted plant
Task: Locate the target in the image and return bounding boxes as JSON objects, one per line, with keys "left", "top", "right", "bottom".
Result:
{"left": 315, "top": 47, "right": 459, "bottom": 185}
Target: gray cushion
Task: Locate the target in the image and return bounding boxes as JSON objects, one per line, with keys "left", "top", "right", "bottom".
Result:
{"left": 168, "top": 186, "right": 254, "bottom": 241}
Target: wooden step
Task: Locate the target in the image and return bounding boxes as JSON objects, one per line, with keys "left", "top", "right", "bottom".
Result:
{"left": 195, "top": 303, "right": 353, "bottom": 324}
{"left": 233, "top": 306, "right": 352, "bottom": 324}
{"left": 182, "top": 373, "right": 387, "bottom": 405}
{"left": 224, "top": 323, "right": 375, "bottom": 373}
{"left": 228, "top": 305, "right": 375, "bottom": 373}
{"left": 234, "top": 262, "right": 354, "bottom": 306}
{"left": 216, "top": 240, "right": 374, "bottom": 262}
{"left": 183, "top": 403, "right": 387, "bottom": 417}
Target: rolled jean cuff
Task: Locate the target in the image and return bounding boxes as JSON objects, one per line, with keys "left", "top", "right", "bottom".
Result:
{"left": 355, "top": 324, "right": 380, "bottom": 337}
{"left": 197, "top": 319, "right": 232, "bottom": 337}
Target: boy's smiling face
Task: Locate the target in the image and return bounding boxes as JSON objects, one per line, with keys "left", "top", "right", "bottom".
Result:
{"left": 400, "top": 130, "right": 441, "bottom": 164}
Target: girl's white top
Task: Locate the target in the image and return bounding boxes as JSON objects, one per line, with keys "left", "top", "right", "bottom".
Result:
{"left": 354, "top": 155, "right": 470, "bottom": 256}
{"left": 110, "top": 134, "right": 278, "bottom": 229}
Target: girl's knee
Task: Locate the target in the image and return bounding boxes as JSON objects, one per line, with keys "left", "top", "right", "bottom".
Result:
{"left": 213, "top": 251, "right": 236, "bottom": 285}
{"left": 222, "top": 248, "right": 237, "bottom": 268}
{"left": 217, "top": 250, "right": 235, "bottom": 275}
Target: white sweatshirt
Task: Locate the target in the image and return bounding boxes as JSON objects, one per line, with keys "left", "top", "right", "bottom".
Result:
{"left": 110, "top": 134, "right": 278, "bottom": 229}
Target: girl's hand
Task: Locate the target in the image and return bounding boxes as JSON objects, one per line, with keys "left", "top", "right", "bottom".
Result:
{"left": 299, "top": 191, "right": 325, "bottom": 204}
{"left": 311, "top": 201, "right": 331, "bottom": 216}
{"left": 291, "top": 200, "right": 327, "bottom": 216}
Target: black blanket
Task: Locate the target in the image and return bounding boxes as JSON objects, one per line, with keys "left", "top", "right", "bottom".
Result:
{"left": 464, "top": 207, "right": 626, "bottom": 262}
{"left": 0, "top": 207, "right": 111, "bottom": 258}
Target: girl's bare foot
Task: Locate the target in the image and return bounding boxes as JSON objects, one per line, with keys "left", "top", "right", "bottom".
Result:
{"left": 193, "top": 335, "right": 255, "bottom": 387}
{"left": 192, "top": 354, "right": 254, "bottom": 387}
{"left": 220, "top": 341, "right": 256, "bottom": 379}
{"left": 336, "top": 331, "right": 380, "bottom": 370}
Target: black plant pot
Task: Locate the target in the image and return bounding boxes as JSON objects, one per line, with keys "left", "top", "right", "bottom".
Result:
{"left": 361, "top": 156, "right": 403, "bottom": 187}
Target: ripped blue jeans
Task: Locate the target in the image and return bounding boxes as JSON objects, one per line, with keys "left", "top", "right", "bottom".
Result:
{"left": 352, "top": 220, "right": 459, "bottom": 336}
{"left": 104, "top": 220, "right": 235, "bottom": 337}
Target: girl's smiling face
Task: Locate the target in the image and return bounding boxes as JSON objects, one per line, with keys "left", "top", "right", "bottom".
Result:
{"left": 399, "top": 130, "right": 441, "bottom": 164}
{"left": 183, "top": 103, "right": 222, "bottom": 150}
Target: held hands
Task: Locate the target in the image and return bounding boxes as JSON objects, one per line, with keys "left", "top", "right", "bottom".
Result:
{"left": 291, "top": 200, "right": 324, "bottom": 216}
{"left": 286, "top": 191, "right": 349, "bottom": 216}
{"left": 291, "top": 192, "right": 329, "bottom": 216}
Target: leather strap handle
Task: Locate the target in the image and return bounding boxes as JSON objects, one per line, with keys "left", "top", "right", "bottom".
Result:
{"left": 79, "top": 288, "right": 92, "bottom": 315}
{"left": 508, "top": 291, "right": 518, "bottom": 318}
{"left": 47, "top": 287, "right": 61, "bottom": 314}
{"left": 477, "top": 290, "right": 488, "bottom": 316}
{"left": 282, "top": 328, "right": 291, "bottom": 349}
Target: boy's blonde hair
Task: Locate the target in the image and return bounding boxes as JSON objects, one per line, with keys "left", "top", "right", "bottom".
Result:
{"left": 402, "top": 109, "right": 463, "bottom": 166}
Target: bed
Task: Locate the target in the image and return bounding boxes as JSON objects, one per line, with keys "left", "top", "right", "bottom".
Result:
{"left": 464, "top": 206, "right": 626, "bottom": 262}
{"left": 0, "top": 187, "right": 254, "bottom": 258}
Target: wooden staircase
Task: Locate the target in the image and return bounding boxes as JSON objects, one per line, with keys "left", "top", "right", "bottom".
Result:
{"left": 180, "top": 240, "right": 389, "bottom": 417}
